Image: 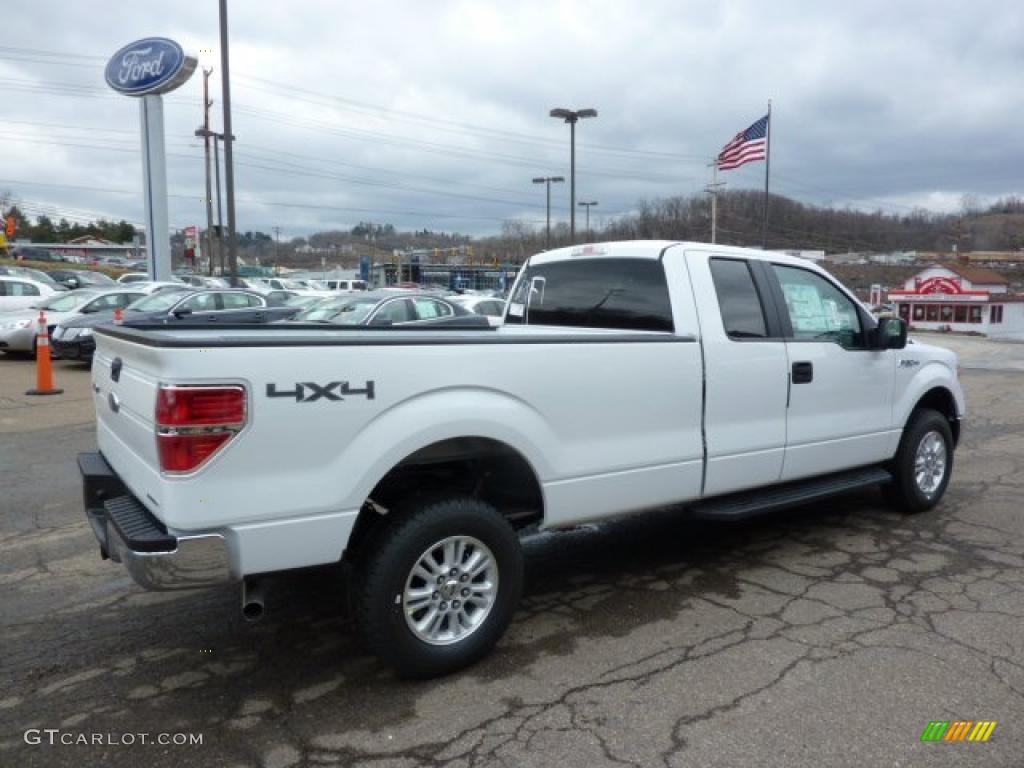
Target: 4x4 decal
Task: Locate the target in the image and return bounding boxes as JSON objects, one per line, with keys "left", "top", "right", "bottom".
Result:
{"left": 266, "top": 381, "right": 375, "bottom": 402}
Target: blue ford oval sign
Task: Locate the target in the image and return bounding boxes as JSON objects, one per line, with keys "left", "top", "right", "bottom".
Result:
{"left": 105, "top": 37, "right": 197, "bottom": 97}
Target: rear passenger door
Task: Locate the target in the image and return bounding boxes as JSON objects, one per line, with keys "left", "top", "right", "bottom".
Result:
{"left": 769, "top": 264, "right": 896, "bottom": 480}
{"left": 692, "top": 255, "right": 790, "bottom": 496}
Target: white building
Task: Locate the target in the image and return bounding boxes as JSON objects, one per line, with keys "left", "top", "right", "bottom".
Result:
{"left": 889, "top": 263, "right": 1024, "bottom": 337}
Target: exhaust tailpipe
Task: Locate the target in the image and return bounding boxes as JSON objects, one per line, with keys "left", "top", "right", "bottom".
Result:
{"left": 241, "top": 577, "right": 265, "bottom": 622}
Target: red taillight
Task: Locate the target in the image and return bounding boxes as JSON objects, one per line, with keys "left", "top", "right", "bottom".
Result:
{"left": 158, "top": 433, "right": 232, "bottom": 473}
{"left": 156, "top": 385, "right": 246, "bottom": 473}
{"left": 156, "top": 386, "right": 245, "bottom": 426}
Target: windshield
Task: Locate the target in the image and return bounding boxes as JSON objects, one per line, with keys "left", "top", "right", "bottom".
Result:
{"left": 38, "top": 291, "right": 98, "bottom": 312}
{"left": 128, "top": 290, "right": 192, "bottom": 312}
{"left": 22, "top": 269, "right": 62, "bottom": 289}
{"left": 295, "top": 296, "right": 378, "bottom": 324}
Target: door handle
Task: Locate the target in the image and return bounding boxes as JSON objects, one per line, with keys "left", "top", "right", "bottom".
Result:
{"left": 791, "top": 361, "right": 814, "bottom": 384}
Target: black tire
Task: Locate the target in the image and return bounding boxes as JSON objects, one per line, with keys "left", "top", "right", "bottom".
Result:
{"left": 884, "top": 408, "right": 954, "bottom": 514}
{"left": 353, "top": 496, "right": 523, "bottom": 678}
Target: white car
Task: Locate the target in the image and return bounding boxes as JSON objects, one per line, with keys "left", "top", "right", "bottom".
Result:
{"left": 80, "top": 240, "right": 965, "bottom": 677}
{"left": 0, "top": 277, "right": 59, "bottom": 313}
{"left": 117, "top": 273, "right": 152, "bottom": 284}
{"left": 0, "top": 288, "right": 144, "bottom": 355}
{"left": 450, "top": 295, "right": 506, "bottom": 326}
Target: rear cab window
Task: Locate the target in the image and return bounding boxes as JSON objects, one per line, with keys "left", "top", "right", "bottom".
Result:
{"left": 709, "top": 258, "right": 769, "bottom": 339}
{"left": 505, "top": 258, "right": 673, "bottom": 332}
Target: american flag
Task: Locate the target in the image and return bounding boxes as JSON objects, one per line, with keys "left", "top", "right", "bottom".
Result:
{"left": 717, "top": 114, "right": 769, "bottom": 170}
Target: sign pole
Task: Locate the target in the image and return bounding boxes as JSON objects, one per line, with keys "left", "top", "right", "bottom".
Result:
{"left": 139, "top": 94, "right": 171, "bottom": 281}
{"left": 105, "top": 37, "right": 196, "bottom": 283}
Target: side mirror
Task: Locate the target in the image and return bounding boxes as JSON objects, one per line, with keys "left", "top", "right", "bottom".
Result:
{"left": 66, "top": 278, "right": 79, "bottom": 288}
{"left": 172, "top": 306, "right": 193, "bottom": 319}
{"left": 875, "top": 316, "right": 907, "bottom": 350}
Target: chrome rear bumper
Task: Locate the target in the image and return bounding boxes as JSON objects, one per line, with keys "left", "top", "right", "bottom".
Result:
{"left": 79, "top": 452, "right": 233, "bottom": 591}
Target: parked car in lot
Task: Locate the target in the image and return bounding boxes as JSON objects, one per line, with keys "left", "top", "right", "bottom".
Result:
{"left": 80, "top": 240, "right": 965, "bottom": 677}
{"left": 0, "top": 266, "right": 68, "bottom": 292}
{"left": 47, "top": 269, "right": 117, "bottom": 290}
{"left": 450, "top": 294, "right": 507, "bottom": 326}
{"left": 10, "top": 245, "right": 63, "bottom": 262}
{"left": 117, "top": 288, "right": 301, "bottom": 326}
{"left": 290, "top": 291, "right": 484, "bottom": 326}
{"left": 324, "top": 278, "right": 367, "bottom": 291}
{"left": 2, "top": 288, "right": 143, "bottom": 355}
{"left": 0, "top": 276, "right": 59, "bottom": 313}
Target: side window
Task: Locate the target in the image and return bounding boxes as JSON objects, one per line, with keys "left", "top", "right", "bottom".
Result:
{"left": 772, "top": 265, "right": 864, "bottom": 349}
{"left": 83, "top": 295, "right": 117, "bottom": 313}
{"left": 11, "top": 282, "right": 40, "bottom": 297}
{"left": 505, "top": 258, "right": 674, "bottom": 332}
{"left": 480, "top": 301, "right": 503, "bottom": 317}
{"left": 221, "top": 292, "right": 252, "bottom": 310}
{"left": 182, "top": 293, "right": 220, "bottom": 312}
{"left": 376, "top": 299, "right": 414, "bottom": 324}
{"left": 413, "top": 299, "right": 453, "bottom": 320}
{"left": 120, "top": 293, "right": 144, "bottom": 307}
{"left": 709, "top": 258, "right": 768, "bottom": 339}
{"left": 0, "top": 280, "right": 8, "bottom": 297}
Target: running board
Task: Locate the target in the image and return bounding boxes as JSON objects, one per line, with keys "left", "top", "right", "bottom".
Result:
{"left": 690, "top": 466, "right": 892, "bottom": 521}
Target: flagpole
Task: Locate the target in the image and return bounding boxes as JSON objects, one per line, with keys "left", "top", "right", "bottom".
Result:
{"left": 762, "top": 100, "right": 771, "bottom": 249}
{"left": 711, "top": 159, "right": 718, "bottom": 244}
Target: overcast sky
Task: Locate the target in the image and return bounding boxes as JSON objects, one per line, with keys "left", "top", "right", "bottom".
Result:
{"left": 2, "top": 0, "right": 1022, "bottom": 240}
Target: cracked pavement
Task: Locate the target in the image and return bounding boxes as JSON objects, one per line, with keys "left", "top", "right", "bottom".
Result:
{"left": 1, "top": 341, "right": 1023, "bottom": 767}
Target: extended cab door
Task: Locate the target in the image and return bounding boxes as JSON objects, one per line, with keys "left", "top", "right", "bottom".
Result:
{"left": 686, "top": 253, "right": 790, "bottom": 496}
{"left": 767, "top": 263, "right": 896, "bottom": 480}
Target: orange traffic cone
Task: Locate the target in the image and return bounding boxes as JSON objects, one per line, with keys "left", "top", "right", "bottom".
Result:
{"left": 26, "top": 310, "right": 64, "bottom": 396}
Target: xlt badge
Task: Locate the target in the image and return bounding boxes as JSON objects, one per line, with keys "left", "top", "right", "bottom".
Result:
{"left": 266, "top": 381, "right": 375, "bottom": 402}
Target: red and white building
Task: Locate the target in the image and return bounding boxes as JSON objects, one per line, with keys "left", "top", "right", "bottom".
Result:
{"left": 890, "top": 264, "right": 1024, "bottom": 337}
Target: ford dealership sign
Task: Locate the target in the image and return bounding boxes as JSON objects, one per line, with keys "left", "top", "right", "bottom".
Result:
{"left": 105, "top": 37, "right": 196, "bottom": 96}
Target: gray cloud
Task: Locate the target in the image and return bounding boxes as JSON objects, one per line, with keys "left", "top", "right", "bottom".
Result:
{"left": 1, "top": 0, "right": 1021, "bottom": 239}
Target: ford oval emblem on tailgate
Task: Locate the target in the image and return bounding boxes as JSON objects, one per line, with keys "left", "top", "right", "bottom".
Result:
{"left": 111, "top": 357, "right": 122, "bottom": 382}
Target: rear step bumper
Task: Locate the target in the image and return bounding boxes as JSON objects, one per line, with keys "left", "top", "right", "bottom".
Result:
{"left": 78, "top": 452, "right": 233, "bottom": 591}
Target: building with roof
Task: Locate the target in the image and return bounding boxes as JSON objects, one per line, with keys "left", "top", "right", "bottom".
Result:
{"left": 889, "top": 263, "right": 1024, "bottom": 336}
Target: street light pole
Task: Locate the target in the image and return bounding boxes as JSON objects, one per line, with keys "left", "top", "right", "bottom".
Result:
{"left": 549, "top": 107, "right": 597, "bottom": 243}
{"left": 532, "top": 176, "right": 564, "bottom": 249}
{"left": 578, "top": 201, "right": 598, "bottom": 240}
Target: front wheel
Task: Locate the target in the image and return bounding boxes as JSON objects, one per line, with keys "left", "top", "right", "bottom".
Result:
{"left": 353, "top": 496, "right": 523, "bottom": 678}
{"left": 885, "top": 408, "right": 954, "bottom": 514}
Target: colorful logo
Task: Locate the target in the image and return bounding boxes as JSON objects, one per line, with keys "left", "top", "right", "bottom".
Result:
{"left": 921, "top": 721, "right": 997, "bottom": 742}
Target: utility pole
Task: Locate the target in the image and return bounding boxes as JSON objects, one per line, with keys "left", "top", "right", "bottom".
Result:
{"left": 705, "top": 160, "right": 725, "bottom": 244}
{"left": 273, "top": 225, "right": 281, "bottom": 267}
{"left": 219, "top": 0, "right": 239, "bottom": 284}
{"left": 212, "top": 134, "right": 224, "bottom": 275}
{"left": 578, "top": 201, "right": 598, "bottom": 240}
{"left": 198, "top": 68, "right": 215, "bottom": 276}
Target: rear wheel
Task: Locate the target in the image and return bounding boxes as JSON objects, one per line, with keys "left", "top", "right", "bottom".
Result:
{"left": 884, "top": 408, "right": 954, "bottom": 514}
{"left": 353, "top": 496, "right": 523, "bottom": 678}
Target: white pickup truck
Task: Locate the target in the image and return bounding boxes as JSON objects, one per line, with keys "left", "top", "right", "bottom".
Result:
{"left": 80, "top": 241, "right": 964, "bottom": 677}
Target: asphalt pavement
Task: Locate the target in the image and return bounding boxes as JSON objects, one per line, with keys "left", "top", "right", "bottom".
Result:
{"left": 1, "top": 338, "right": 1023, "bottom": 768}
